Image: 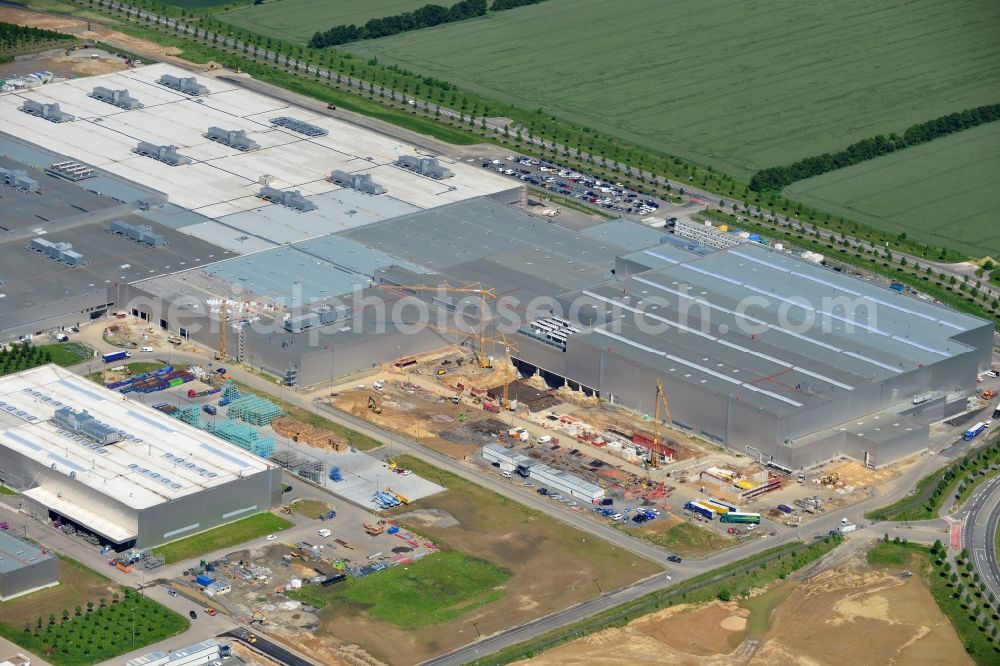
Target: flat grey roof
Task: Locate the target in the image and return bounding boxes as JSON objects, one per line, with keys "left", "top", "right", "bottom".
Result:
{"left": 0, "top": 210, "right": 233, "bottom": 320}
{"left": 342, "top": 198, "right": 633, "bottom": 294}
{"left": 578, "top": 219, "right": 670, "bottom": 252}
{"left": 565, "top": 243, "right": 989, "bottom": 416}
{"left": 0, "top": 530, "right": 55, "bottom": 574}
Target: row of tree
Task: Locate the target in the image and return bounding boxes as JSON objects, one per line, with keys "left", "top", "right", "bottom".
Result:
{"left": 309, "top": 0, "right": 487, "bottom": 48}
{"left": 0, "top": 21, "right": 73, "bottom": 48}
{"left": 490, "top": 0, "right": 549, "bottom": 10}
{"left": 750, "top": 103, "right": 1000, "bottom": 192}
{"left": 0, "top": 342, "right": 53, "bottom": 377}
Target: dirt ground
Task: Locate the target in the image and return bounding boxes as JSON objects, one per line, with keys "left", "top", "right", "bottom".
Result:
{"left": 304, "top": 459, "right": 662, "bottom": 666}
{"left": 518, "top": 553, "right": 970, "bottom": 666}
{"left": 0, "top": 6, "right": 189, "bottom": 64}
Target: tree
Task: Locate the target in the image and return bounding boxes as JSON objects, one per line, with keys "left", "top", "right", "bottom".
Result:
{"left": 75, "top": 605, "right": 82, "bottom": 617}
{"left": 717, "top": 589, "right": 731, "bottom": 602}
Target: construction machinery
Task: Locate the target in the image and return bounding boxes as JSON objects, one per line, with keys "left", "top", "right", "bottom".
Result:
{"left": 215, "top": 300, "right": 228, "bottom": 360}
{"left": 368, "top": 395, "right": 382, "bottom": 414}
{"left": 364, "top": 521, "right": 387, "bottom": 536}
{"left": 249, "top": 609, "right": 269, "bottom": 626}
{"left": 377, "top": 282, "right": 497, "bottom": 368}
{"left": 650, "top": 378, "right": 673, "bottom": 470}
{"left": 279, "top": 505, "right": 293, "bottom": 515}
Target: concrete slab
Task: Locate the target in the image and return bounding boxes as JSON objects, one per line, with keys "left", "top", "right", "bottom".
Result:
{"left": 322, "top": 449, "right": 444, "bottom": 511}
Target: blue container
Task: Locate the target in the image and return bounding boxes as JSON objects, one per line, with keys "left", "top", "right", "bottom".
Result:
{"left": 195, "top": 574, "right": 213, "bottom": 587}
{"left": 387, "top": 525, "right": 400, "bottom": 535}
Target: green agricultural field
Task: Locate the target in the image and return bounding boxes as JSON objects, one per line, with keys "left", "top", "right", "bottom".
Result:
{"left": 221, "top": 0, "right": 432, "bottom": 44}
{"left": 347, "top": 0, "right": 1000, "bottom": 179}
{"left": 160, "top": 0, "right": 237, "bottom": 9}
{"left": 786, "top": 122, "right": 1000, "bottom": 258}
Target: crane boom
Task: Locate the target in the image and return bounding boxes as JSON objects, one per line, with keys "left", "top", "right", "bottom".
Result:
{"left": 377, "top": 282, "right": 496, "bottom": 368}
{"left": 650, "top": 378, "right": 673, "bottom": 469}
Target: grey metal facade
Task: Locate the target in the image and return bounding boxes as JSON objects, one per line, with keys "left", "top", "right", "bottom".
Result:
{"left": 0, "top": 531, "right": 58, "bottom": 600}
{"left": 8, "top": 444, "right": 282, "bottom": 550}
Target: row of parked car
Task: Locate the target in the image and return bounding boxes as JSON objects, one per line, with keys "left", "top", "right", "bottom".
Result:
{"left": 481, "top": 154, "right": 664, "bottom": 216}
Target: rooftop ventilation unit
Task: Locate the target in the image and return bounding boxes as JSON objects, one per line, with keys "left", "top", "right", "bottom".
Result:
{"left": 205, "top": 126, "right": 260, "bottom": 152}
{"left": 134, "top": 141, "right": 192, "bottom": 166}
{"left": 395, "top": 155, "right": 454, "bottom": 180}
{"left": 89, "top": 86, "right": 142, "bottom": 110}
{"left": 258, "top": 185, "right": 316, "bottom": 212}
{"left": 329, "top": 170, "right": 386, "bottom": 195}
{"left": 19, "top": 99, "right": 74, "bottom": 123}
{"left": 27, "top": 237, "right": 87, "bottom": 266}
{"left": 269, "top": 116, "right": 327, "bottom": 137}
{"left": 157, "top": 74, "right": 208, "bottom": 96}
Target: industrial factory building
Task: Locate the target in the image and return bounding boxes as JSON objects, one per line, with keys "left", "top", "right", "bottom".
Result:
{"left": 1, "top": 63, "right": 992, "bottom": 471}
{"left": 0, "top": 531, "right": 59, "bottom": 600}
{"left": 0, "top": 366, "right": 282, "bottom": 551}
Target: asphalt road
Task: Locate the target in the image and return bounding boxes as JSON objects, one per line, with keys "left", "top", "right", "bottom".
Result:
{"left": 223, "top": 629, "right": 314, "bottom": 666}
{"left": 961, "top": 473, "right": 1000, "bottom": 600}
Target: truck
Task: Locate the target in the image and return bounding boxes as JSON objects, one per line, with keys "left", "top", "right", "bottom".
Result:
{"left": 102, "top": 350, "right": 131, "bottom": 363}
{"left": 993, "top": 402, "right": 1000, "bottom": 420}
{"left": 839, "top": 522, "right": 857, "bottom": 535}
{"left": 684, "top": 501, "right": 717, "bottom": 520}
{"left": 203, "top": 404, "right": 217, "bottom": 416}
{"left": 188, "top": 386, "right": 222, "bottom": 398}
{"left": 964, "top": 421, "right": 988, "bottom": 441}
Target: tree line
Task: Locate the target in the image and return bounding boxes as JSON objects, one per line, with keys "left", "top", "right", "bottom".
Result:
{"left": 0, "top": 21, "right": 73, "bottom": 48}
{"left": 490, "top": 0, "right": 549, "bottom": 10}
{"left": 750, "top": 103, "right": 1000, "bottom": 192}
{"left": 309, "top": 0, "right": 487, "bottom": 48}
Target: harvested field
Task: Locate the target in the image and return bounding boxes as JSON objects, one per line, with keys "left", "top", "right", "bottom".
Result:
{"left": 310, "top": 454, "right": 661, "bottom": 665}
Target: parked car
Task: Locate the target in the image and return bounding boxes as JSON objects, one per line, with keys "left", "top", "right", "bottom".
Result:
{"left": 667, "top": 555, "right": 682, "bottom": 563}
{"left": 189, "top": 610, "right": 198, "bottom": 620}
{"left": 536, "top": 488, "right": 548, "bottom": 495}
{"left": 610, "top": 513, "right": 623, "bottom": 521}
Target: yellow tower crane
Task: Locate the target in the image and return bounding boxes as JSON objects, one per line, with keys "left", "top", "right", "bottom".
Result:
{"left": 377, "top": 282, "right": 497, "bottom": 368}
{"left": 216, "top": 300, "right": 228, "bottom": 361}
{"left": 650, "top": 378, "right": 673, "bottom": 470}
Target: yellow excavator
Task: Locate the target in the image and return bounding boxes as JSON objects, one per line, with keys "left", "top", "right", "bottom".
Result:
{"left": 367, "top": 395, "right": 382, "bottom": 414}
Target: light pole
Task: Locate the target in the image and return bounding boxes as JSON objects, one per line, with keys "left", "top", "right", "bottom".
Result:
{"left": 593, "top": 578, "right": 602, "bottom": 594}
{"left": 473, "top": 622, "right": 481, "bottom": 664}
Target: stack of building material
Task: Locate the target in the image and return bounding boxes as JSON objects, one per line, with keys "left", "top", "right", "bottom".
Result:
{"left": 226, "top": 394, "right": 283, "bottom": 426}
{"left": 204, "top": 419, "right": 276, "bottom": 458}
{"left": 174, "top": 405, "right": 201, "bottom": 427}
{"left": 270, "top": 416, "right": 347, "bottom": 451}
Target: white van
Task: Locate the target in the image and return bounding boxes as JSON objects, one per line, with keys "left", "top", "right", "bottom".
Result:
{"left": 537, "top": 435, "right": 552, "bottom": 444}
{"left": 501, "top": 470, "right": 512, "bottom": 478}
{"left": 372, "top": 381, "right": 384, "bottom": 392}
{"left": 139, "top": 346, "right": 154, "bottom": 353}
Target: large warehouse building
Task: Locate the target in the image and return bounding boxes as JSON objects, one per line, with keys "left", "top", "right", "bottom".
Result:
{"left": 0, "top": 365, "right": 282, "bottom": 551}
{"left": 1, "top": 63, "right": 993, "bottom": 471}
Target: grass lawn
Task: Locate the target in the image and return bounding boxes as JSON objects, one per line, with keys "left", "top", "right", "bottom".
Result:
{"left": 617, "top": 520, "right": 732, "bottom": 558}
{"left": 153, "top": 513, "right": 292, "bottom": 564}
{"left": 290, "top": 499, "right": 331, "bottom": 519}
{"left": 347, "top": 0, "right": 1000, "bottom": 179}
{"left": 290, "top": 551, "right": 509, "bottom": 628}
{"left": 785, "top": 122, "right": 1000, "bottom": 257}
{"left": 38, "top": 343, "right": 93, "bottom": 367}
{"left": 0, "top": 484, "right": 17, "bottom": 496}
{"left": 0, "top": 557, "right": 115, "bottom": 627}
{"left": 305, "top": 453, "right": 661, "bottom": 664}
{"left": 220, "top": 0, "right": 432, "bottom": 44}
{"left": 232, "top": 380, "right": 383, "bottom": 451}
{"left": 867, "top": 541, "right": 999, "bottom": 664}
{"left": 867, "top": 435, "right": 1000, "bottom": 521}
{"left": 0, "top": 587, "right": 187, "bottom": 666}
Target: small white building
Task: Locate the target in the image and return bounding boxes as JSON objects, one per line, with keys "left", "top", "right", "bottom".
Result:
{"left": 126, "top": 639, "right": 220, "bottom": 666}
